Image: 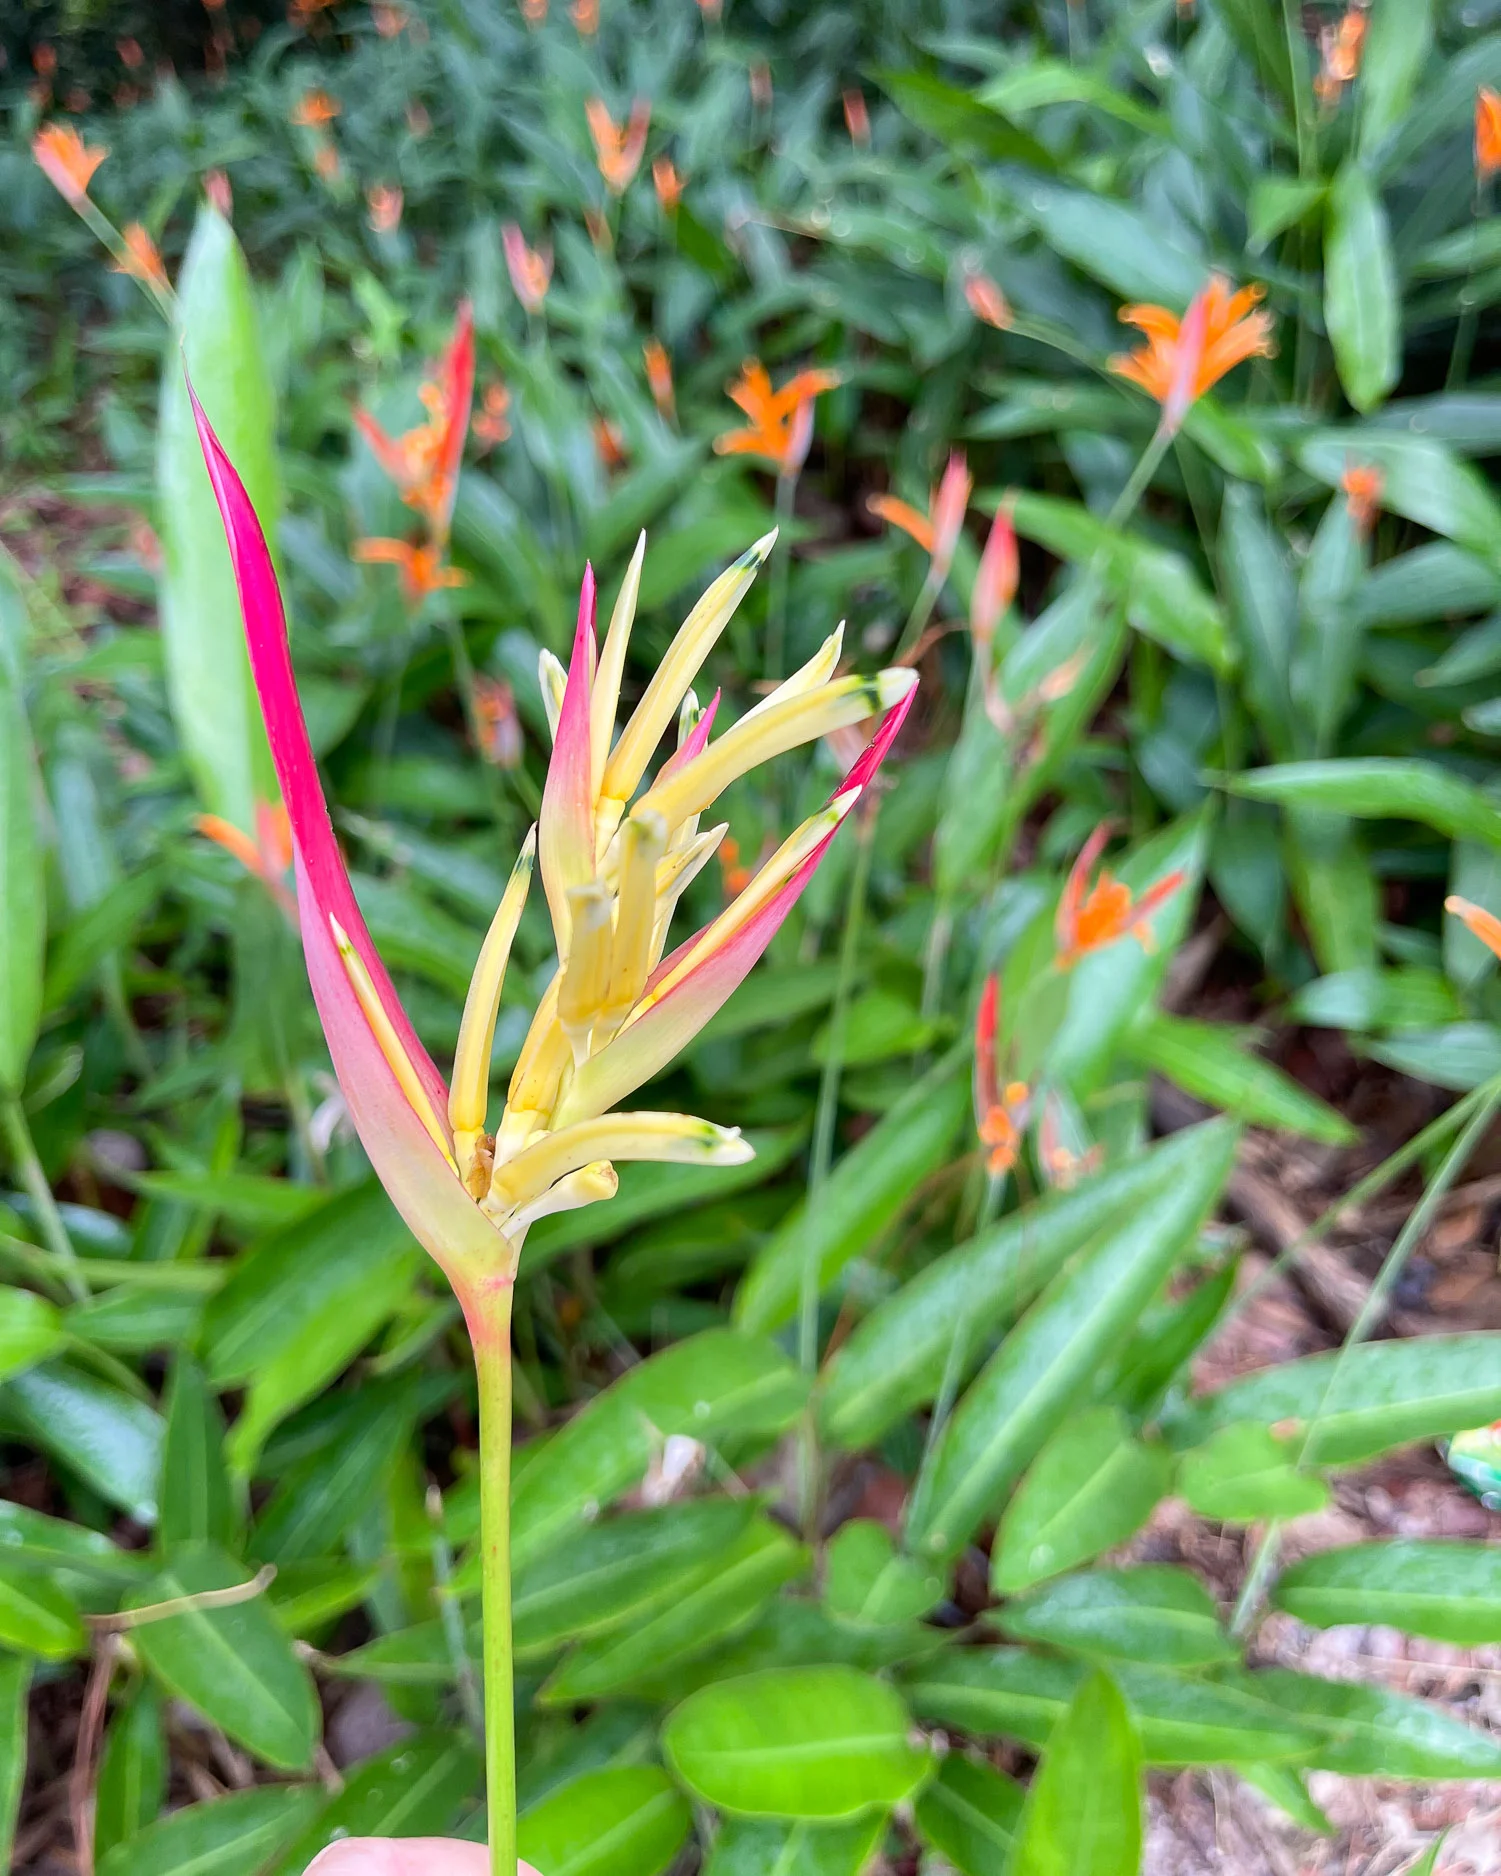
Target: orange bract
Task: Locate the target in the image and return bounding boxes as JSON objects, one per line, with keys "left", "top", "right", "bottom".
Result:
{"left": 1446, "top": 895, "right": 1501, "bottom": 960}
{"left": 1056, "top": 825, "right": 1186, "bottom": 969}
{"left": 33, "top": 123, "right": 107, "bottom": 206}
{"left": 355, "top": 538, "right": 469, "bottom": 603}
{"left": 473, "top": 382, "right": 511, "bottom": 451}
{"left": 112, "top": 223, "right": 169, "bottom": 294}
{"left": 1109, "top": 274, "right": 1274, "bottom": 419}
{"left": 714, "top": 359, "right": 841, "bottom": 473}
{"left": 842, "top": 89, "right": 870, "bottom": 146}
{"left": 366, "top": 184, "right": 403, "bottom": 234}
{"left": 503, "top": 224, "right": 552, "bottom": 314}
{"left": 571, "top": 0, "right": 598, "bottom": 31}
{"left": 1314, "top": 7, "right": 1366, "bottom": 104}
{"left": 964, "top": 271, "right": 1011, "bottom": 330}
{"left": 291, "top": 88, "right": 340, "bottom": 127}
{"left": 644, "top": 339, "right": 675, "bottom": 420}
{"left": 653, "top": 155, "right": 683, "bottom": 212}
{"left": 197, "top": 802, "right": 296, "bottom": 919}
{"left": 587, "top": 98, "right": 650, "bottom": 194}
{"left": 1478, "top": 87, "right": 1501, "bottom": 182}
{"left": 973, "top": 974, "right": 1030, "bottom": 1178}
{"left": 1340, "top": 462, "right": 1383, "bottom": 534}
{"left": 867, "top": 452, "right": 972, "bottom": 584}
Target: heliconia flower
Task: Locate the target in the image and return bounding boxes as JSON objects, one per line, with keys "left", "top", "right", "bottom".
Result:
{"left": 843, "top": 89, "right": 871, "bottom": 146}
{"left": 1110, "top": 275, "right": 1274, "bottom": 428}
{"left": 697, "top": 0, "right": 722, "bottom": 17}
{"left": 972, "top": 974, "right": 1030, "bottom": 1179}
{"left": 1341, "top": 462, "right": 1383, "bottom": 534}
{"left": 473, "top": 382, "right": 511, "bottom": 451}
{"left": 717, "top": 834, "right": 753, "bottom": 897}
{"left": 373, "top": 1, "right": 410, "bottom": 33}
{"left": 355, "top": 538, "right": 469, "bottom": 603}
{"left": 593, "top": 415, "right": 628, "bottom": 471}
{"left": 653, "top": 155, "right": 683, "bottom": 213}
{"left": 366, "top": 183, "right": 404, "bottom": 234}
{"left": 204, "top": 168, "right": 233, "bottom": 216}
{"left": 587, "top": 98, "right": 651, "bottom": 195}
{"left": 32, "top": 123, "right": 107, "bottom": 207}
{"left": 644, "top": 339, "right": 675, "bottom": 421}
{"left": 1056, "top": 824, "right": 1186, "bottom": 970}
{"left": 503, "top": 224, "right": 552, "bottom": 315}
{"left": 197, "top": 801, "right": 297, "bottom": 921}
{"left": 1315, "top": 7, "right": 1367, "bottom": 104}
{"left": 868, "top": 451, "right": 972, "bottom": 587}
{"left": 970, "top": 500, "right": 1018, "bottom": 655}
{"left": 291, "top": 88, "right": 340, "bottom": 128}
{"left": 1038, "top": 1091, "right": 1103, "bottom": 1192}
{"left": 192, "top": 390, "right": 916, "bottom": 1304}
{"left": 521, "top": 0, "right": 547, "bottom": 23}
{"left": 112, "top": 222, "right": 170, "bottom": 295}
{"left": 1446, "top": 895, "right": 1501, "bottom": 960}
{"left": 572, "top": 0, "right": 599, "bottom": 32}
{"left": 715, "top": 360, "right": 841, "bottom": 475}
{"left": 354, "top": 302, "right": 474, "bottom": 545}
{"left": 1477, "top": 87, "right": 1501, "bottom": 182}
{"left": 474, "top": 676, "right": 523, "bottom": 769}
{"left": 964, "top": 270, "right": 1011, "bottom": 330}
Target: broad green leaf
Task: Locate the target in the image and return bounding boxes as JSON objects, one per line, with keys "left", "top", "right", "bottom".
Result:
{"left": 999, "top": 1567, "right": 1237, "bottom": 1669}
{"left": 981, "top": 60, "right": 1171, "bottom": 138}
{"left": 735, "top": 1070, "right": 968, "bottom": 1332}
{"left": 0, "top": 1499, "right": 147, "bottom": 1582}
{"left": 1178, "top": 1424, "right": 1332, "bottom": 1522}
{"left": 1360, "top": 0, "right": 1434, "bottom": 153}
{"left": 267, "top": 1732, "right": 482, "bottom": 1874}
{"left": 1167, "top": 1335, "right": 1501, "bottom": 1467}
{"left": 1367, "top": 1024, "right": 1501, "bottom": 1093}
{"left": 517, "top": 1767, "right": 690, "bottom": 1876}
{"left": 875, "top": 69, "right": 1058, "bottom": 171}
{"left": 1216, "top": 0, "right": 1302, "bottom": 102}
{"left": 1219, "top": 481, "right": 1297, "bottom": 759}
{"left": 515, "top": 1705, "right": 659, "bottom": 1814}
{"left": 1252, "top": 1668, "right": 1501, "bottom": 1778}
{"left": 1287, "top": 969, "right": 1460, "bottom": 1034}
{"left": 159, "top": 1357, "right": 238, "bottom": 1551}
{"left": 0, "top": 649, "right": 44, "bottom": 1094}
{"left": 824, "top": 1520, "right": 944, "bottom": 1627}
{"left": 1238, "top": 1761, "right": 1334, "bottom": 1834}
{"left": 1009, "top": 182, "right": 1205, "bottom": 307}
{"left": 1012, "top": 1672, "right": 1142, "bottom": 1876}
{"left": 993, "top": 1407, "right": 1172, "bottom": 1595}
{"left": 158, "top": 202, "right": 279, "bottom": 830}
{"left": 1354, "top": 543, "right": 1500, "bottom": 628}
{"left": 540, "top": 1516, "right": 807, "bottom": 1704}
{"left": 267, "top": 1560, "right": 382, "bottom": 1638}
{"left": 1247, "top": 177, "right": 1326, "bottom": 252}
{"left": 1325, "top": 164, "right": 1399, "bottom": 413}
{"left": 1298, "top": 433, "right": 1501, "bottom": 562}
{"left": 1297, "top": 491, "right": 1368, "bottom": 752}
{"left": 820, "top": 1122, "right": 1229, "bottom": 1451}
{"left": 1273, "top": 1541, "right": 1501, "bottom": 1644}
{"left": 0, "top": 1655, "right": 27, "bottom": 1871}
{"left": 128, "top": 1542, "right": 320, "bottom": 1771}
{"left": 0, "top": 1562, "right": 85, "bottom": 1659}
{"left": 1283, "top": 809, "right": 1378, "bottom": 974}
{"left": 94, "top": 1680, "right": 167, "bottom": 1863}
{"left": 906, "top": 1121, "right": 1236, "bottom": 1561}
{"left": 250, "top": 1376, "right": 422, "bottom": 1563}
{"left": 0, "top": 1360, "right": 162, "bottom": 1521}
{"left": 1123, "top": 1013, "right": 1356, "bottom": 1144}
{"left": 1231, "top": 759, "right": 1501, "bottom": 849}
{"left": 705, "top": 1813, "right": 887, "bottom": 1876}
{"left": 664, "top": 1667, "right": 931, "bottom": 1818}
{"left": 97, "top": 1785, "right": 321, "bottom": 1876}
{"left": 913, "top": 1753, "right": 1025, "bottom": 1876}
{"left": 0, "top": 1286, "right": 64, "bottom": 1383}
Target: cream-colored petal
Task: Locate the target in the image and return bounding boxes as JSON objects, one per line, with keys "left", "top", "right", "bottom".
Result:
{"left": 489, "top": 1112, "right": 751, "bottom": 1211}
{"left": 740, "top": 620, "right": 844, "bottom": 724}
{"left": 590, "top": 531, "right": 644, "bottom": 797}
{"left": 538, "top": 648, "right": 567, "bottom": 741}
{"left": 557, "top": 882, "right": 614, "bottom": 1061}
{"left": 449, "top": 829, "right": 535, "bottom": 1165}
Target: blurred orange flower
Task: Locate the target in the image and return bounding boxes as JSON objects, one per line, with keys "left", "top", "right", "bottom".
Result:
{"left": 587, "top": 98, "right": 651, "bottom": 194}
{"left": 1110, "top": 274, "right": 1274, "bottom": 432}
{"left": 714, "top": 359, "right": 840, "bottom": 473}
{"left": 1315, "top": 7, "right": 1366, "bottom": 104}
{"left": 473, "top": 676, "right": 522, "bottom": 768}
{"left": 973, "top": 974, "right": 1030, "bottom": 1179}
{"left": 32, "top": 123, "right": 107, "bottom": 207}
{"left": 502, "top": 224, "right": 552, "bottom": 313}
{"left": 313, "top": 142, "right": 342, "bottom": 183}
{"left": 473, "top": 382, "right": 511, "bottom": 450}
{"left": 964, "top": 270, "right": 1011, "bottom": 330}
{"left": 652, "top": 155, "right": 683, "bottom": 213}
{"left": 842, "top": 89, "right": 870, "bottom": 146}
{"left": 971, "top": 500, "right": 1018, "bottom": 652}
{"left": 354, "top": 304, "right": 474, "bottom": 542}
{"left": 1341, "top": 463, "right": 1383, "bottom": 534}
{"left": 1447, "top": 895, "right": 1501, "bottom": 958}
{"left": 355, "top": 538, "right": 469, "bottom": 603}
{"left": 717, "top": 834, "right": 753, "bottom": 898}
{"left": 372, "top": 1, "right": 410, "bottom": 32}
{"left": 644, "top": 339, "right": 675, "bottom": 420}
{"left": 118, "top": 37, "right": 144, "bottom": 68}
{"left": 291, "top": 88, "right": 340, "bottom": 127}
{"left": 366, "top": 183, "right": 404, "bottom": 233}
{"left": 197, "top": 802, "right": 297, "bottom": 920}
{"left": 112, "top": 223, "right": 169, "bottom": 294}
{"left": 593, "top": 415, "right": 628, "bottom": 470}
{"left": 1478, "top": 87, "right": 1501, "bottom": 182}
{"left": 204, "top": 169, "right": 233, "bottom": 216}
{"left": 521, "top": 0, "right": 547, "bottom": 21}
{"left": 1056, "top": 825, "right": 1185, "bottom": 970}
{"left": 868, "top": 451, "right": 972, "bottom": 585}
{"left": 571, "top": 0, "right": 598, "bottom": 30}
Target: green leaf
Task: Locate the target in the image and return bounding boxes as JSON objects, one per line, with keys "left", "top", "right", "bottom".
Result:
{"left": 97, "top": 1785, "right": 322, "bottom": 1876}
{"left": 820, "top": 1122, "right": 1229, "bottom": 1452}
{"left": 705, "top": 1813, "right": 887, "bottom": 1876}
{"left": 993, "top": 1407, "right": 1172, "bottom": 1595}
{"left": 158, "top": 1357, "right": 238, "bottom": 1551}
{"left": 1167, "top": 1334, "right": 1501, "bottom": 1467}
{"left": 664, "top": 1667, "right": 931, "bottom": 1818}
{"left": 913, "top": 1753, "right": 1025, "bottom": 1876}
{"left": 1273, "top": 1541, "right": 1501, "bottom": 1644}
{"left": 1219, "top": 482, "right": 1297, "bottom": 759}
{"left": 0, "top": 1656, "right": 28, "bottom": 1872}
{"left": 1251, "top": 1668, "right": 1501, "bottom": 1778}
{"left": 1360, "top": 0, "right": 1435, "bottom": 153}
{"left": 94, "top": 1680, "right": 167, "bottom": 1863}
{"left": 905, "top": 1121, "right": 1237, "bottom": 1561}
{"left": 1178, "top": 1424, "right": 1332, "bottom": 1523}
{"left": 734, "top": 1070, "right": 968, "bottom": 1333}
{"left": 1247, "top": 177, "right": 1326, "bottom": 253}
{"left": 128, "top": 1542, "right": 320, "bottom": 1771}
{"left": 267, "top": 1732, "right": 483, "bottom": 1874}
{"left": 158, "top": 203, "right": 279, "bottom": 830}
{"left": 1123, "top": 1013, "right": 1356, "bottom": 1144}
{"left": 1287, "top": 969, "right": 1460, "bottom": 1035}
{"left": 980, "top": 60, "right": 1171, "bottom": 138}
{"left": 1238, "top": 1762, "right": 1334, "bottom": 1835}
{"left": 517, "top": 1767, "right": 690, "bottom": 1876}
{"left": 1325, "top": 164, "right": 1400, "bottom": 413}
{"left": 0, "top": 1360, "right": 162, "bottom": 1521}
{"left": 0, "top": 1561, "right": 86, "bottom": 1659}
{"left": 1012, "top": 1672, "right": 1142, "bottom": 1876}
{"left": 1230, "top": 759, "right": 1501, "bottom": 849}
{"left": 825, "top": 1521, "right": 944, "bottom": 1627}
{"left": 1009, "top": 182, "right": 1205, "bottom": 307}
{"left": 1298, "top": 433, "right": 1501, "bottom": 562}
{"left": 875, "top": 69, "right": 1058, "bottom": 171}
{"left": 0, "top": 648, "right": 44, "bottom": 1094}
{"left": 999, "top": 1567, "right": 1237, "bottom": 1669}
{"left": 540, "top": 1515, "right": 807, "bottom": 1704}
{"left": 0, "top": 1499, "right": 147, "bottom": 1583}
{"left": 0, "top": 1286, "right": 64, "bottom": 1383}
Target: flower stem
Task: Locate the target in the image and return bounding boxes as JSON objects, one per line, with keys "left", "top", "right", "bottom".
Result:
{"left": 765, "top": 469, "right": 798, "bottom": 681}
{"left": 472, "top": 1287, "right": 517, "bottom": 1876}
{"left": 0, "top": 1094, "right": 87, "bottom": 1303}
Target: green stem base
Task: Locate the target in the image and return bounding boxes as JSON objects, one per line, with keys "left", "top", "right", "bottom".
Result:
{"left": 471, "top": 1287, "right": 516, "bottom": 1876}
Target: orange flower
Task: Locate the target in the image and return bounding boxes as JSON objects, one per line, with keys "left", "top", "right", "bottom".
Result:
{"left": 653, "top": 155, "right": 683, "bottom": 213}
{"left": 697, "top": 0, "right": 722, "bottom": 16}
{"left": 366, "top": 183, "right": 404, "bottom": 234}
{"left": 843, "top": 89, "right": 870, "bottom": 146}
{"left": 964, "top": 270, "right": 1011, "bottom": 330}
{"left": 313, "top": 142, "right": 342, "bottom": 183}
{"left": 1314, "top": 7, "right": 1367, "bottom": 104}
{"left": 473, "top": 676, "right": 522, "bottom": 768}
{"left": 971, "top": 500, "right": 1018, "bottom": 651}
{"left": 644, "top": 339, "right": 675, "bottom": 420}
{"left": 867, "top": 451, "right": 972, "bottom": 586}
{"left": 503, "top": 224, "right": 552, "bottom": 314}
{"left": 204, "top": 169, "right": 233, "bottom": 216}
{"left": 112, "top": 223, "right": 169, "bottom": 295}
{"left": 1477, "top": 87, "right": 1501, "bottom": 182}
{"left": 32, "top": 123, "right": 107, "bottom": 207}
{"left": 292, "top": 88, "right": 340, "bottom": 128}
{"left": 473, "top": 382, "right": 511, "bottom": 451}
{"left": 354, "top": 303, "right": 474, "bottom": 542}
{"left": 587, "top": 98, "right": 651, "bottom": 195}
{"left": 197, "top": 802, "right": 296, "bottom": 920}
{"left": 1110, "top": 274, "right": 1274, "bottom": 431}
{"left": 1055, "top": 824, "right": 1186, "bottom": 969}
{"left": 714, "top": 359, "right": 841, "bottom": 474}
{"left": 593, "top": 415, "right": 628, "bottom": 470}
{"left": 521, "top": 0, "right": 547, "bottom": 21}
{"left": 1446, "top": 896, "right": 1501, "bottom": 960}
{"left": 1038, "top": 1092, "right": 1103, "bottom": 1192}
{"left": 355, "top": 538, "right": 469, "bottom": 603}
{"left": 717, "top": 834, "right": 753, "bottom": 898}
{"left": 973, "top": 974, "right": 1031, "bottom": 1179}
{"left": 372, "top": 1, "right": 409, "bottom": 32}
{"left": 1340, "top": 462, "right": 1383, "bottom": 534}
{"left": 571, "top": 0, "right": 598, "bottom": 30}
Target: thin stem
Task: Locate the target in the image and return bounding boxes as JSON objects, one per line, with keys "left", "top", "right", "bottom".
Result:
{"left": 1, "top": 1094, "right": 87, "bottom": 1303}
{"left": 893, "top": 570, "right": 940, "bottom": 664}
{"left": 1231, "top": 1520, "right": 1283, "bottom": 1638}
{"left": 472, "top": 1288, "right": 517, "bottom": 1876}
{"left": 1102, "top": 423, "right": 1172, "bottom": 535}
{"left": 1446, "top": 179, "right": 1485, "bottom": 390}
{"left": 765, "top": 470, "right": 798, "bottom": 681}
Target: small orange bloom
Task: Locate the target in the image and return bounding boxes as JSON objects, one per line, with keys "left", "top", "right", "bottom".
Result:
{"left": 971, "top": 500, "right": 1018, "bottom": 652}
{"left": 204, "top": 169, "right": 233, "bottom": 216}
{"left": 964, "top": 270, "right": 1011, "bottom": 330}
{"left": 593, "top": 415, "right": 628, "bottom": 470}
{"left": 697, "top": 0, "right": 722, "bottom": 16}
{"left": 717, "top": 835, "right": 753, "bottom": 898}
{"left": 587, "top": 98, "right": 651, "bottom": 195}
{"left": 35, "top": 45, "right": 58, "bottom": 78}
{"left": 473, "top": 382, "right": 511, "bottom": 451}
{"left": 112, "top": 223, "right": 170, "bottom": 295}
{"left": 372, "top": 1, "right": 410, "bottom": 32}
{"left": 1314, "top": 7, "right": 1367, "bottom": 104}
{"left": 521, "top": 0, "right": 548, "bottom": 21}
{"left": 644, "top": 339, "right": 675, "bottom": 421}
{"left": 366, "top": 183, "right": 404, "bottom": 234}
{"left": 653, "top": 155, "right": 683, "bottom": 213}
{"left": 1038, "top": 1092, "right": 1103, "bottom": 1192}
{"left": 571, "top": 0, "right": 599, "bottom": 31}
{"left": 474, "top": 676, "right": 522, "bottom": 768}
{"left": 1340, "top": 462, "right": 1383, "bottom": 534}
{"left": 1446, "top": 895, "right": 1501, "bottom": 960}
{"left": 1477, "top": 87, "right": 1501, "bottom": 183}
{"left": 197, "top": 802, "right": 296, "bottom": 919}
{"left": 32, "top": 123, "right": 108, "bottom": 208}
{"left": 1110, "top": 274, "right": 1275, "bottom": 430}
{"left": 313, "top": 141, "right": 342, "bottom": 183}
{"left": 1055, "top": 825, "right": 1186, "bottom": 969}
{"left": 842, "top": 89, "right": 870, "bottom": 146}
{"left": 354, "top": 304, "right": 474, "bottom": 542}
{"left": 714, "top": 359, "right": 841, "bottom": 474}
{"left": 973, "top": 974, "right": 1031, "bottom": 1179}
{"left": 291, "top": 88, "right": 340, "bottom": 128}
{"left": 868, "top": 451, "right": 972, "bottom": 585}
{"left": 502, "top": 224, "right": 552, "bottom": 314}
{"left": 355, "top": 538, "right": 469, "bottom": 604}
